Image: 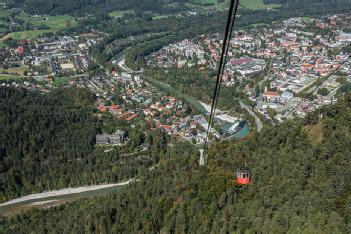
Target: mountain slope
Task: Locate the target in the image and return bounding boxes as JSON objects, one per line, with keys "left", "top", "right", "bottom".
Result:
{"left": 2, "top": 94, "right": 351, "bottom": 233}
{"left": 0, "top": 87, "right": 165, "bottom": 203}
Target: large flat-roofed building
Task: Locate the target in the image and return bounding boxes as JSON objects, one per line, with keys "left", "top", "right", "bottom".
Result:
{"left": 96, "top": 130, "right": 126, "bottom": 145}
{"left": 96, "top": 134, "right": 109, "bottom": 144}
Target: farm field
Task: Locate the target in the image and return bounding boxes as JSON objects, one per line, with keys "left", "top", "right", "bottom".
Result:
{"left": 240, "top": 0, "right": 281, "bottom": 10}
{"left": 1, "top": 14, "right": 77, "bottom": 41}
{"left": 186, "top": 0, "right": 230, "bottom": 10}
{"left": 4, "top": 29, "right": 52, "bottom": 40}
{"left": 0, "top": 65, "right": 29, "bottom": 76}
{"left": 0, "top": 74, "right": 22, "bottom": 80}
{"left": 18, "top": 14, "right": 78, "bottom": 30}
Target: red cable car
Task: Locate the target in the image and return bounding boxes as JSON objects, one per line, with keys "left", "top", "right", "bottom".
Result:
{"left": 236, "top": 168, "right": 251, "bottom": 185}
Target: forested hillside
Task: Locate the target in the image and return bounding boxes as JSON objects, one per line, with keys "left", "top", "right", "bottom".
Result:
{"left": 7, "top": 0, "right": 351, "bottom": 16}
{"left": 2, "top": 93, "right": 351, "bottom": 233}
{"left": 0, "top": 87, "right": 167, "bottom": 202}
{"left": 7, "top": 0, "right": 193, "bottom": 15}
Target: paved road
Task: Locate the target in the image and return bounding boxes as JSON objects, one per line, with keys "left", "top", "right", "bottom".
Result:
{"left": 118, "top": 58, "right": 143, "bottom": 74}
{"left": 237, "top": 99, "right": 263, "bottom": 132}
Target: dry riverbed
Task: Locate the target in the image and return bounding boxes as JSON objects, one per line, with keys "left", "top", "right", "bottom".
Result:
{"left": 0, "top": 179, "right": 134, "bottom": 216}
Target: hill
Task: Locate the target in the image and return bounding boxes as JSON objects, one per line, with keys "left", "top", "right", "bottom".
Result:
{"left": 7, "top": 0, "right": 351, "bottom": 15}
{"left": 0, "top": 87, "right": 167, "bottom": 203}
{"left": 2, "top": 93, "right": 351, "bottom": 233}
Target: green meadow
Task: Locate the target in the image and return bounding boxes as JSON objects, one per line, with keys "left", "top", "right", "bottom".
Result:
{"left": 0, "top": 74, "right": 22, "bottom": 80}
{"left": 109, "top": 10, "right": 134, "bottom": 18}
{"left": 240, "top": 0, "right": 281, "bottom": 10}
{"left": 18, "top": 14, "right": 78, "bottom": 30}
{"left": 53, "top": 76, "right": 73, "bottom": 86}
{"left": 2, "top": 14, "right": 77, "bottom": 40}
{"left": 6, "top": 30, "right": 52, "bottom": 40}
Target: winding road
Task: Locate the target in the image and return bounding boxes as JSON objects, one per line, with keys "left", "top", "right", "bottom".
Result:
{"left": 237, "top": 99, "right": 263, "bottom": 132}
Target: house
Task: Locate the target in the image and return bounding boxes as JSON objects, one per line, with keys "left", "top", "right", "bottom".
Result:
{"left": 280, "top": 91, "right": 294, "bottom": 103}
{"left": 167, "top": 96, "right": 177, "bottom": 103}
{"left": 144, "top": 108, "right": 152, "bottom": 115}
{"left": 96, "top": 130, "right": 126, "bottom": 145}
{"left": 96, "top": 134, "right": 109, "bottom": 144}
{"left": 109, "top": 130, "right": 126, "bottom": 144}
{"left": 190, "top": 122, "right": 197, "bottom": 129}
{"left": 16, "top": 46, "right": 24, "bottom": 55}
{"left": 97, "top": 105, "right": 107, "bottom": 112}
{"left": 111, "top": 70, "right": 118, "bottom": 77}
{"left": 108, "top": 104, "right": 121, "bottom": 114}
{"left": 263, "top": 91, "right": 280, "bottom": 102}
{"left": 125, "top": 113, "right": 139, "bottom": 121}
{"left": 165, "top": 103, "right": 173, "bottom": 109}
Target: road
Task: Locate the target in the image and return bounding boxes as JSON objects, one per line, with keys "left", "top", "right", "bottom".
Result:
{"left": 116, "top": 48, "right": 259, "bottom": 134}
{"left": 118, "top": 58, "right": 143, "bottom": 74}
{"left": 238, "top": 99, "right": 263, "bottom": 132}
{"left": 120, "top": 147, "right": 148, "bottom": 157}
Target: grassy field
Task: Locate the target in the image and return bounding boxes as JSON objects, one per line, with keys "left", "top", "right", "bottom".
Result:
{"left": 5, "top": 30, "right": 52, "bottom": 40}
{"left": 0, "top": 74, "right": 22, "bottom": 80}
{"left": 18, "top": 14, "right": 78, "bottom": 30}
{"left": 0, "top": 65, "right": 29, "bottom": 76}
{"left": 53, "top": 76, "right": 72, "bottom": 86}
{"left": 301, "top": 16, "right": 314, "bottom": 22}
{"left": 109, "top": 10, "right": 134, "bottom": 17}
{"left": 1, "top": 14, "right": 78, "bottom": 41}
{"left": 186, "top": 0, "right": 230, "bottom": 11}
{"left": 240, "top": 0, "right": 281, "bottom": 10}
{"left": 305, "top": 123, "right": 323, "bottom": 146}
{"left": 152, "top": 14, "right": 172, "bottom": 20}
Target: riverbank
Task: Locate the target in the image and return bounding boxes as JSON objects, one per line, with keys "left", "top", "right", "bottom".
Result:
{"left": 143, "top": 75, "right": 207, "bottom": 114}
{"left": 0, "top": 179, "right": 134, "bottom": 207}
{"left": 0, "top": 179, "right": 134, "bottom": 216}
{"left": 199, "top": 101, "right": 239, "bottom": 123}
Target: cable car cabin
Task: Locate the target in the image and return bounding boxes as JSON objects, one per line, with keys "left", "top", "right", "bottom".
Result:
{"left": 236, "top": 168, "right": 251, "bottom": 185}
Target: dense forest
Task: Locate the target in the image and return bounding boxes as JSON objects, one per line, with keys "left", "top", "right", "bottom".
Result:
{"left": 7, "top": 0, "right": 351, "bottom": 16}
{"left": 7, "top": 0, "right": 195, "bottom": 15}
{"left": 0, "top": 87, "right": 168, "bottom": 202}
{"left": 2, "top": 92, "right": 351, "bottom": 233}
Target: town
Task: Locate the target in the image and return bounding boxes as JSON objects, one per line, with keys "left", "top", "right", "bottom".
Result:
{"left": 1, "top": 34, "right": 102, "bottom": 77}
{"left": 2, "top": 13, "right": 351, "bottom": 143}
{"left": 146, "top": 14, "right": 351, "bottom": 120}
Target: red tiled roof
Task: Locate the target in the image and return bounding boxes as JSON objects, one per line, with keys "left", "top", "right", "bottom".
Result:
{"left": 16, "top": 46, "right": 24, "bottom": 55}
{"left": 264, "top": 91, "right": 279, "bottom": 97}
{"left": 97, "top": 105, "right": 107, "bottom": 112}
{"left": 109, "top": 104, "right": 120, "bottom": 111}
{"left": 126, "top": 114, "right": 139, "bottom": 121}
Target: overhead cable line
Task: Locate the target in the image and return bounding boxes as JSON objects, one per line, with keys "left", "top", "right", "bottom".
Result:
{"left": 203, "top": 0, "right": 240, "bottom": 153}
